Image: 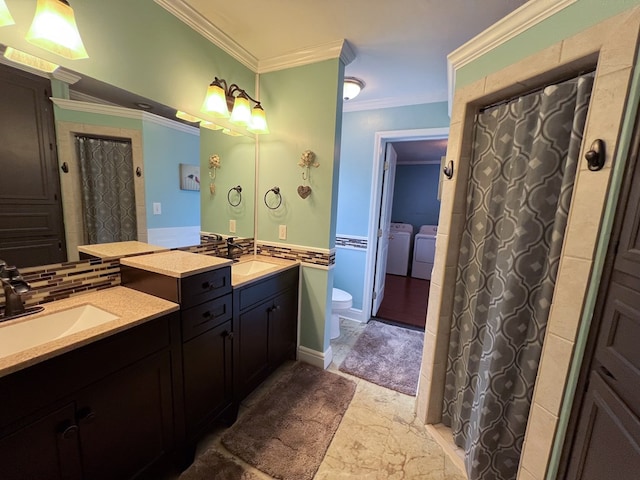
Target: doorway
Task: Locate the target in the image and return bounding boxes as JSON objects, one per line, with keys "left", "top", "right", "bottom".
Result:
{"left": 365, "top": 128, "right": 449, "bottom": 329}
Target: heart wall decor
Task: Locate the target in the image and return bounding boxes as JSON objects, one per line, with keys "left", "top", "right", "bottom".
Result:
{"left": 297, "top": 185, "right": 312, "bottom": 199}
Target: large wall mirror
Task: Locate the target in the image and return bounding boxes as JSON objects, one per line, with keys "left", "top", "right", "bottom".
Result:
{"left": 0, "top": 60, "right": 256, "bottom": 269}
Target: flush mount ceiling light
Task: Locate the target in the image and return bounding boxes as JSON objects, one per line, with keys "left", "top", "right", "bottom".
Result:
{"left": 343, "top": 77, "right": 365, "bottom": 101}
{"left": 3, "top": 47, "right": 59, "bottom": 73}
{"left": 0, "top": 0, "right": 15, "bottom": 27}
{"left": 26, "top": 0, "right": 89, "bottom": 60}
{"left": 201, "top": 76, "right": 269, "bottom": 134}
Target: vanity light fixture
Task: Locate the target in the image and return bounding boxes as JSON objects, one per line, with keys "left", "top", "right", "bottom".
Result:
{"left": 343, "top": 77, "right": 365, "bottom": 101}
{"left": 176, "top": 111, "right": 203, "bottom": 123}
{"left": 3, "top": 47, "right": 59, "bottom": 73}
{"left": 201, "top": 76, "right": 269, "bottom": 134}
{"left": 0, "top": 0, "right": 15, "bottom": 27}
{"left": 26, "top": 0, "right": 89, "bottom": 60}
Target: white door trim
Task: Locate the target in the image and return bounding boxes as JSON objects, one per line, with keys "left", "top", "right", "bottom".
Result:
{"left": 362, "top": 127, "right": 449, "bottom": 321}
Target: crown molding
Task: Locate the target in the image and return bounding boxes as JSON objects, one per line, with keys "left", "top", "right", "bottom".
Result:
{"left": 154, "top": 0, "right": 258, "bottom": 71}
{"left": 343, "top": 92, "right": 448, "bottom": 113}
{"left": 50, "top": 98, "right": 200, "bottom": 136}
{"left": 447, "top": 0, "right": 577, "bottom": 113}
{"left": 52, "top": 68, "right": 81, "bottom": 85}
{"left": 257, "top": 39, "right": 350, "bottom": 73}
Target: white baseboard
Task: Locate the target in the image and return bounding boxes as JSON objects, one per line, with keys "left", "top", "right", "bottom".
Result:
{"left": 341, "top": 308, "right": 367, "bottom": 323}
{"left": 298, "top": 345, "right": 333, "bottom": 370}
{"left": 147, "top": 226, "right": 201, "bottom": 248}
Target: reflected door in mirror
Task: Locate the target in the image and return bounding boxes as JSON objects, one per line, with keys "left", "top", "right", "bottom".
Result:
{"left": 0, "top": 64, "right": 66, "bottom": 267}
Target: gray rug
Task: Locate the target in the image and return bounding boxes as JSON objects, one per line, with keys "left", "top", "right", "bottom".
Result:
{"left": 179, "top": 451, "right": 260, "bottom": 480}
{"left": 221, "top": 362, "right": 356, "bottom": 480}
{"left": 339, "top": 320, "right": 424, "bottom": 395}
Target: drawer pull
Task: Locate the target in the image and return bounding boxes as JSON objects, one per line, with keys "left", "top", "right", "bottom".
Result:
{"left": 77, "top": 408, "right": 96, "bottom": 424}
{"left": 221, "top": 330, "right": 234, "bottom": 340}
{"left": 202, "top": 310, "right": 212, "bottom": 319}
{"left": 58, "top": 421, "right": 79, "bottom": 440}
{"left": 202, "top": 281, "right": 211, "bottom": 290}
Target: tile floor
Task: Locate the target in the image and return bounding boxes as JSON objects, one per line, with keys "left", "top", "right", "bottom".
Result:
{"left": 176, "top": 318, "right": 467, "bottom": 479}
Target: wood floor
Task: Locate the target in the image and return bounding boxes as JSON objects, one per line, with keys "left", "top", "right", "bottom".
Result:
{"left": 375, "top": 274, "right": 430, "bottom": 329}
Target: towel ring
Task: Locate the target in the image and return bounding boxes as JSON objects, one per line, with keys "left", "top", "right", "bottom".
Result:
{"left": 227, "top": 185, "right": 242, "bottom": 207}
{"left": 264, "top": 186, "right": 282, "bottom": 210}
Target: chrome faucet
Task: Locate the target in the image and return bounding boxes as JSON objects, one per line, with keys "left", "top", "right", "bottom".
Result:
{"left": 226, "top": 237, "right": 244, "bottom": 261}
{"left": 1, "top": 261, "right": 31, "bottom": 319}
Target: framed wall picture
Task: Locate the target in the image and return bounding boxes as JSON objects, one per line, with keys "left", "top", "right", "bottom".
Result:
{"left": 179, "top": 163, "right": 200, "bottom": 191}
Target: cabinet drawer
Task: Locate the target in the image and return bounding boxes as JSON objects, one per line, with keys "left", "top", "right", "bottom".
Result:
{"left": 180, "top": 267, "right": 231, "bottom": 308}
{"left": 237, "top": 267, "right": 299, "bottom": 311}
{"left": 182, "top": 294, "right": 232, "bottom": 341}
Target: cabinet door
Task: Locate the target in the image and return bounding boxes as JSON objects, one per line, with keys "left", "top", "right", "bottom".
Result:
{"left": 182, "top": 320, "right": 233, "bottom": 437}
{"left": 0, "top": 403, "right": 82, "bottom": 480}
{"left": 76, "top": 351, "right": 174, "bottom": 480}
{"left": 237, "top": 299, "right": 270, "bottom": 399}
{"left": 268, "top": 289, "right": 298, "bottom": 368}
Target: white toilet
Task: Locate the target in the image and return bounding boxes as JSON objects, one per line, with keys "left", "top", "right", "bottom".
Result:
{"left": 331, "top": 288, "right": 353, "bottom": 339}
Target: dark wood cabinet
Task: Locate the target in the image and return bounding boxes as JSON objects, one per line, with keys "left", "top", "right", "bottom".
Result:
{"left": 234, "top": 266, "right": 299, "bottom": 400}
{"left": 122, "top": 265, "right": 235, "bottom": 445}
{"left": 0, "top": 313, "right": 177, "bottom": 480}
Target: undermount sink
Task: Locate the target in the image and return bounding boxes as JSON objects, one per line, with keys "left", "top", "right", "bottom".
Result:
{"left": 0, "top": 304, "right": 119, "bottom": 359}
{"left": 232, "top": 260, "right": 277, "bottom": 276}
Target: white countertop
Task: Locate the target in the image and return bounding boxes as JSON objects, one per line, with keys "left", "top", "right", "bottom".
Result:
{"left": 78, "top": 241, "right": 169, "bottom": 259}
{"left": 0, "top": 286, "right": 179, "bottom": 378}
{"left": 120, "top": 250, "right": 233, "bottom": 277}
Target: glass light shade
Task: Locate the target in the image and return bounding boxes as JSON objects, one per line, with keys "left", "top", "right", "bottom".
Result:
{"left": 200, "top": 121, "right": 223, "bottom": 131}
{"left": 176, "top": 111, "right": 202, "bottom": 123}
{"left": 0, "top": 0, "right": 15, "bottom": 27}
{"left": 343, "top": 77, "right": 365, "bottom": 100}
{"left": 247, "top": 105, "right": 270, "bottom": 134}
{"left": 222, "top": 128, "right": 242, "bottom": 137}
{"left": 26, "top": 0, "right": 89, "bottom": 60}
{"left": 4, "top": 47, "right": 59, "bottom": 73}
{"left": 229, "top": 95, "right": 251, "bottom": 126}
{"left": 201, "top": 84, "right": 230, "bottom": 118}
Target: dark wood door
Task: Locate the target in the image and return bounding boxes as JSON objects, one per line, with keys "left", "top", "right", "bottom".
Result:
{"left": 76, "top": 351, "right": 174, "bottom": 480}
{"left": 0, "top": 403, "right": 82, "bottom": 480}
{"left": 182, "top": 319, "right": 233, "bottom": 437}
{"left": 563, "top": 110, "right": 640, "bottom": 478}
{"left": 268, "top": 289, "right": 298, "bottom": 367}
{"left": 0, "top": 63, "right": 65, "bottom": 267}
{"left": 236, "top": 299, "right": 270, "bottom": 399}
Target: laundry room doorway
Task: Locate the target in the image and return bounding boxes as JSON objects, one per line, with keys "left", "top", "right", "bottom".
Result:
{"left": 366, "top": 128, "right": 449, "bottom": 329}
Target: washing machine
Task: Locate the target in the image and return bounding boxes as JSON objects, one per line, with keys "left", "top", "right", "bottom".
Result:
{"left": 386, "top": 223, "right": 414, "bottom": 276}
{"left": 412, "top": 225, "right": 437, "bottom": 279}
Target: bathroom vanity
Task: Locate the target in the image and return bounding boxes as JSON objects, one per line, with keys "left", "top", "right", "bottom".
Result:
{"left": 0, "top": 251, "right": 300, "bottom": 479}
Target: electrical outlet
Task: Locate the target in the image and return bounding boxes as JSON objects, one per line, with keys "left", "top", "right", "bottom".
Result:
{"left": 229, "top": 219, "right": 236, "bottom": 233}
{"left": 153, "top": 202, "right": 161, "bottom": 215}
{"left": 278, "top": 224, "right": 287, "bottom": 240}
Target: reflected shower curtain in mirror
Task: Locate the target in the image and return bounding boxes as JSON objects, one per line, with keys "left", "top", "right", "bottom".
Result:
{"left": 441, "top": 72, "right": 594, "bottom": 480}
{"left": 76, "top": 136, "right": 137, "bottom": 244}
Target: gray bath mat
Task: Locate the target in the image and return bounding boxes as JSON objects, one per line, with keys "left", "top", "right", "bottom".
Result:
{"left": 221, "top": 361, "right": 356, "bottom": 480}
{"left": 339, "top": 320, "right": 424, "bottom": 395}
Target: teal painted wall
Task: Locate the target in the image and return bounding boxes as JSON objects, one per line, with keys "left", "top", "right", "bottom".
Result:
{"left": 391, "top": 164, "right": 441, "bottom": 233}
{"left": 334, "top": 248, "right": 366, "bottom": 310}
{"left": 337, "top": 102, "right": 450, "bottom": 236}
{"left": 200, "top": 130, "right": 256, "bottom": 238}
{"left": 142, "top": 120, "right": 200, "bottom": 229}
{"left": 0, "top": 0, "right": 254, "bottom": 120}
{"left": 259, "top": 59, "right": 343, "bottom": 352}
{"left": 456, "top": 0, "right": 640, "bottom": 88}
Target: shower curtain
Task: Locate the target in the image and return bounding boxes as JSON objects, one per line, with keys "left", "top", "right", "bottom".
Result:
{"left": 441, "top": 73, "right": 594, "bottom": 480}
{"left": 76, "top": 136, "right": 137, "bottom": 245}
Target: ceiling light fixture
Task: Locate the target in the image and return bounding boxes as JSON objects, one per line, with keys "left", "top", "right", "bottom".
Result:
{"left": 343, "top": 77, "right": 365, "bottom": 101}
{"left": 201, "top": 76, "right": 269, "bottom": 134}
{"left": 26, "top": 0, "right": 89, "bottom": 60}
{"left": 3, "top": 46, "right": 59, "bottom": 73}
{"left": 0, "top": 0, "right": 15, "bottom": 27}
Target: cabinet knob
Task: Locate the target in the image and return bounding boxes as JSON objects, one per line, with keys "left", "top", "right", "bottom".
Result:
{"left": 57, "top": 421, "right": 79, "bottom": 440}
{"left": 221, "top": 330, "right": 234, "bottom": 340}
{"left": 202, "top": 310, "right": 212, "bottom": 319}
{"left": 201, "top": 281, "right": 211, "bottom": 290}
{"left": 77, "top": 407, "right": 96, "bottom": 424}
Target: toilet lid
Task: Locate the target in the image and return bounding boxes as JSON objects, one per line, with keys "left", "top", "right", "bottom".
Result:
{"left": 332, "top": 288, "right": 351, "bottom": 302}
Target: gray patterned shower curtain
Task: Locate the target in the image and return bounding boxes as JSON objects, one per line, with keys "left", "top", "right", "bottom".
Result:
{"left": 76, "top": 136, "right": 137, "bottom": 245}
{"left": 441, "top": 73, "right": 594, "bottom": 480}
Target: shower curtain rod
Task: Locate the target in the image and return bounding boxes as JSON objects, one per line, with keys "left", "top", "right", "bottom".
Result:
{"left": 479, "top": 69, "right": 595, "bottom": 113}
